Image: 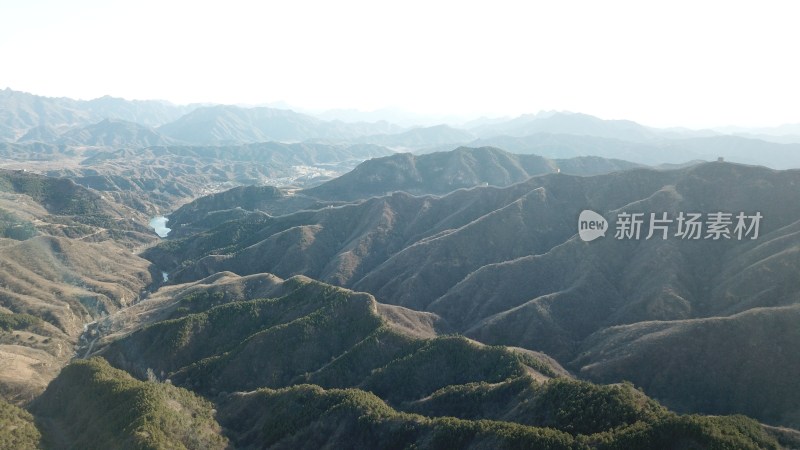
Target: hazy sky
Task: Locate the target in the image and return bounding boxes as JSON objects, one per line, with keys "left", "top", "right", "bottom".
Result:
{"left": 1, "top": 0, "right": 797, "bottom": 128}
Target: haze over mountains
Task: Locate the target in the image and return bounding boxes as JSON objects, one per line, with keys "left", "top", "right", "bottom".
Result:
{"left": 0, "top": 88, "right": 193, "bottom": 141}
{"left": 158, "top": 104, "right": 403, "bottom": 144}
{"left": 4, "top": 88, "right": 800, "bottom": 169}
{"left": 1, "top": 87, "right": 800, "bottom": 448}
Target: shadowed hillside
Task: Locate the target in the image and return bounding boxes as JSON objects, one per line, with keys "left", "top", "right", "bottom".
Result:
{"left": 30, "top": 357, "right": 228, "bottom": 450}
{"left": 572, "top": 305, "right": 800, "bottom": 427}
{"left": 75, "top": 273, "right": 782, "bottom": 449}
{"left": 164, "top": 146, "right": 641, "bottom": 237}
{"left": 304, "top": 146, "right": 639, "bottom": 201}
{"left": 216, "top": 384, "right": 779, "bottom": 449}
{"left": 97, "top": 274, "right": 560, "bottom": 400}
{"left": 146, "top": 162, "right": 800, "bottom": 427}
{"left": 148, "top": 165, "right": 680, "bottom": 294}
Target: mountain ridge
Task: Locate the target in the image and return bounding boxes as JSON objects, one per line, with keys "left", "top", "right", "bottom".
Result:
{"left": 60, "top": 271, "right": 786, "bottom": 449}
{"left": 146, "top": 161, "right": 800, "bottom": 427}
{"left": 157, "top": 104, "right": 403, "bottom": 144}
{"left": 55, "top": 118, "right": 175, "bottom": 147}
{"left": 0, "top": 88, "right": 194, "bottom": 142}
{"left": 164, "top": 146, "right": 643, "bottom": 236}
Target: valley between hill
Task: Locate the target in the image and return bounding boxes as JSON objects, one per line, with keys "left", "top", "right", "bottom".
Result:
{"left": 147, "top": 158, "right": 800, "bottom": 431}
{"left": 1, "top": 90, "right": 799, "bottom": 448}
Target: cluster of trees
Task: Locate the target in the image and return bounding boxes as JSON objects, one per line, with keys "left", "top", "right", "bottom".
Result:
{"left": 0, "top": 208, "right": 36, "bottom": 240}
{"left": 220, "top": 383, "right": 780, "bottom": 449}
{"left": 0, "top": 398, "right": 39, "bottom": 449}
{"left": 30, "top": 358, "right": 228, "bottom": 450}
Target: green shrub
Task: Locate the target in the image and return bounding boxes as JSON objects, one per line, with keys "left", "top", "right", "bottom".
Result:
{"left": 0, "top": 398, "right": 41, "bottom": 450}
{"left": 30, "top": 357, "right": 228, "bottom": 450}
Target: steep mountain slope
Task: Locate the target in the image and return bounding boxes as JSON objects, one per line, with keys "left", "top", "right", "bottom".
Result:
{"left": 423, "top": 164, "right": 800, "bottom": 426}
{"left": 164, "top": 147, "right": 641, "bottom": 236}
{"left": 97, "top": 274, "right": 559, "bottom": 397}
{"left": 217, "top": 384, "right": 780, "bottom": 449}
{"left": 16, "top": 125, "right": 62, "bottom": 144}
{"left": 147, "top": 162, "right": 800, "bottom": 427}
{"left": 423, "top": 164, "right": 799, "bottom": 333}
{"left": 158, "top": 104, "right": 400, "bottom": 144}
{"left": 0, "top": 169, "right": 154, "bottom": 245}
{"left": 571, "top": 305, "right": 800, "bottom": 425}
{"left": 0, "top": 170, "right": 155, "bottom": 403}
{"left": 75, "top": 273, "right": 782, "bottom": 449}
{"left": 165, "top": 186, "right": 317, "bottom": 236}
{"left": 0, "top": 236, "right": 152, "bottom": 336}
{"left": 148, "top": 165, "right": 677, "bottom": 291}
{"left": 306, "top": 147, "right": 639, "bottom": 201}
{"left": 0, "top": 237, "right": 151, "bottom": 404}
{"left": 31, "top": 357, "right": 228, "bottom": 449}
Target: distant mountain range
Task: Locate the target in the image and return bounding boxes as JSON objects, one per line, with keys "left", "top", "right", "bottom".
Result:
{"left": 349, "top": 124, "right": 476, "bottom": 149}
{"left": 471, "top": 112, "right": 663, "bottom": 142}
{"left": 157, "top": 104, "right": 403, "bottom": 144}
{"left": 460, "top": 133, "right": 800, "bottom": 169}
{"left": 4, "top": 88, "right": 800, "bottom": 170}
{"left": 0, "top": 88, "right": 193, "bottom": 141}
{"left": 54, "top": 118, "right": 175, "bottom": 147}
{"left": 714, "top": 123, "right": 800, "bottom": 144}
